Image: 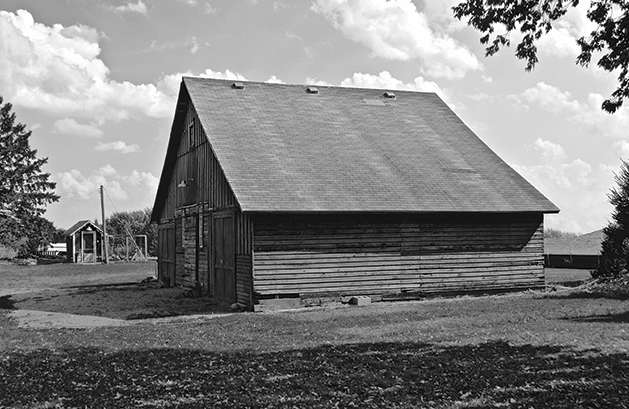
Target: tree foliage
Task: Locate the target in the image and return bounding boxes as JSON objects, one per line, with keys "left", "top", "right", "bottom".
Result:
{"left": 106, "top": 208, "right": 157, "bottom": 257}
{"left": 545, "top": 228, "right": 580, "bottom": 238}
{"left": 453, "top": 0, "right": 629, "bottom": 113}
{"left": 596, "top": 159, "right": 629, "bottom": 278}
{"left": 0, "top": 96, "right": 59, "bottom": 257}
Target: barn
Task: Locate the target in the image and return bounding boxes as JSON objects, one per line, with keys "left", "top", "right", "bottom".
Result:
{"left": 151, "top": 77, "right": 559, "bottom": 310}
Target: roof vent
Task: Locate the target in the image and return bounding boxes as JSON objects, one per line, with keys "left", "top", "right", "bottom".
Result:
{"left": 231, "top": 82, "right": 245, "bottom": 89}
{"left": 306, "top": 86, "right": 319, "bottom": 94}
{"left": 383, "top": 91, "right": 396, "bottom": 99}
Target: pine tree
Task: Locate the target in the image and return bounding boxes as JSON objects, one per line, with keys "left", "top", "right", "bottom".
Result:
{"left": 0, "top": 96, "right": 59, "bottom": 257}
{"left": 595, "top": 159, "right": 629, "bottom": 279}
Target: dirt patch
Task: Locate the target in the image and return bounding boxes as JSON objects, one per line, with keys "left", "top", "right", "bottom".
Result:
{"left": 4, "top": 282, "right": 233, "bottom": 326}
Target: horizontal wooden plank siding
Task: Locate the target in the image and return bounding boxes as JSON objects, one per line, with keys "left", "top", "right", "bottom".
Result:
{"left": 252, "top": 213, "right": 544, "bottom": 299}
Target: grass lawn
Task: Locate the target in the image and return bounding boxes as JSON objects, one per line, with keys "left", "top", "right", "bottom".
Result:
{"left": 1, "top": 264, "right": 628, "bottom": 408}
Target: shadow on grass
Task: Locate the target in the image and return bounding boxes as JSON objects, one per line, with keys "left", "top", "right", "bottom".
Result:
{"left": 1, "top": 340, "right": 628, "bottom": 408}
{"left": 0, "top": 295, "right": 15, "bottom": 310}
{"left": 543, "top": 290, "right": 629, "bottom": 301}
{"left": 565, "top": 311, "right": 629, "bottom": 323}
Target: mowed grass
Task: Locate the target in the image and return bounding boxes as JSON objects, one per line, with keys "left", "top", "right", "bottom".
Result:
{"left": 1, "top": 264, "right": 629, "bottom": 408}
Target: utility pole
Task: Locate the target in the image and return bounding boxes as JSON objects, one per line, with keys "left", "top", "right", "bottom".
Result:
{"left": 100, "top": 185, "right": 109, "bottom": 264}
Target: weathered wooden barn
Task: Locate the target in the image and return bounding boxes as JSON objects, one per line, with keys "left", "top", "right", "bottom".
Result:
{"left": 151, "top": 77, "right": 559, "bottom": 310}
{"left": 64, "top": 220, "right": 104, "bottom": 263}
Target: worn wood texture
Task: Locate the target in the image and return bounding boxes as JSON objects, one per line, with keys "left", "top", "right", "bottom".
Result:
{"left": 252, "top": 213, "right": 545, "bottom": 299}
{"left": 155, "top": 103, "right": 237, "bottom": 223}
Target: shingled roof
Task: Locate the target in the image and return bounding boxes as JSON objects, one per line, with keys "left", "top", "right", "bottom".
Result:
{"left": 153, "top": 77, "right": 559, "bottom": 215}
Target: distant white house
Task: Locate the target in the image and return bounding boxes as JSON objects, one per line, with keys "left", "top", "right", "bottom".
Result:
{"left": 37, "top": 242, "right": 67, "bottom": 256}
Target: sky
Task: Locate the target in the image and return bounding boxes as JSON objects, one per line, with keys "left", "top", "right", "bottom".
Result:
{"left": 0, "top": 0, "right": 626, "bottom": 233}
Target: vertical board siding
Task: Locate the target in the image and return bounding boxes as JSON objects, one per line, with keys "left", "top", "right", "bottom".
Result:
{"left": 252, "top": 214, "right": 544, "bottom": 298}
{"left": 156, "top": 102, "right": 237, "bottom": 222}
{"left": 159, "top": 100, "right": 243, "bottom": 294}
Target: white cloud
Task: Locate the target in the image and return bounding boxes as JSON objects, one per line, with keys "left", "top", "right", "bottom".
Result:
{"left": 613, "top": 140, "right": 629, "bottom": 159}
{"left": 95, "top": 141, "right": 140, "bottom": 154}
{"left": 55, "top": 167, "right": 127, "bottom": 201}
{"left": 510, "top": 82, "right": 579, "bottom": 113}
{"left": 0, "top": 10, "right": 177, "bottom": 122}
{"left": 52, "top": 118, "right": 104, "bottom": 138}
{"left": 54, "top": 166, "right": 158, "bottom": 203}
{"left": 265, "top": 75, "right": 285, "bottom": 84}
{"left": 513, "top": 159, "right": 612, "bottom": 233}
{"left": 537, "top": 2, "right": 596, "bottom": 58}
{"left": 204, "top": 4, "right": 217, "bottom": 14}
{"left": 340, "top": 71, "right": 449, "bottom": 100}
{"left": 197, "top": 68, "right": 248, "bottom": 81}
{"left": 189, "top": 37, "right": 199, "bottom": 54}
{"left": 312, "top": 0, "right": 481, "bottom": 79}
{"left": 510, "top": 82, "right": 629, "bottom": 139}
{"left": 123, "top": 170, "right": 159, "bottom": 189}
{"left": 111, "top": 1, "right": 148, "bottom": 15}
{"left": 305, "top": 77, "right": 332, "bottom": 86}
{"left": 533, "top": 138, "right": 567, "bottom": 161}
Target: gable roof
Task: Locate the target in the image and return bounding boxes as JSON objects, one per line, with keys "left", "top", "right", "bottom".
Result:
{"left": 153, "top": 77, "right": 559, "bottom": 218}
{"left": 64, "top": 220, "right": 102, "bottom": 236}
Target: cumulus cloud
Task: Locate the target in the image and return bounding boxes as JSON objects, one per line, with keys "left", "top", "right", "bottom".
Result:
{"left": 311, "top": 0, "right": 481, "bottom": 79}
{"left": 110, "top": 1, "right": 148, "bottom": 15}
{"left": 189, "top": 37, "right": 200, "bottom": 54}
{"left": 0, "top": 10, "right": 176, "bottom": 122}
{"left": 54, "top": 166, "right": 159, "bottom": 202}
{"left": 613, "top": 140, "right": 629, "bottom": 159}
{"left": 123, "top": 170, "right": 159, "bottom": 189}
{"left": 533, "top": 138, "right": 567, "bottom": 160}
{"left": 511, "top": 137, "right": 614, "bottom": 233}
{"left": 52, "top": 118, "right": 104, "bottom": 138}
{"left": 536, "top": 2, "right": 595, "bottom": 58}
{"left": 265, "top": 75, "right": 285, "bottom": 84}
{"left": 95, "top": 141, "right": 141, "bottom": 154}
{"left": 513, "top": 158, "right": 612, "bottom": 233}
{"left": 340, "top": 71, "right": 450, "bottom": 100}
{"left": 510, "top": 82, "right": 579, "bottom": 113}
{"left": 305, "top": 77, "right": 333, "bottom": 86}
{"left": 55, "top": 167, "right": 128, "bottom": 201}
{"left": 510, "top": 82, "right": 629, "bottom": 139}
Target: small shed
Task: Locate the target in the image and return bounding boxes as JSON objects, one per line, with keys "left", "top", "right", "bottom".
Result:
{"left": 64, "top": 220, "right": 104, "bottom": 263}
{"left": 544, "top": 230, "right": 603, "bottom": 269}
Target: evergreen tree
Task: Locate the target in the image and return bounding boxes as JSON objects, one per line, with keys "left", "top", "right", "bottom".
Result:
{"left": 0, "top": 96, "right": 59, "bottom": 257}
{"left": 596, "top": 159, "right": 629, "bottom": 279}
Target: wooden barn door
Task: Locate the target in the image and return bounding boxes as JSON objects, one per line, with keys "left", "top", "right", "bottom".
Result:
{"left": 158, "top": 224, "right": 176, "bottom": 287}
{"left": 212, "top": 212, "right": 235, "bottom": 303}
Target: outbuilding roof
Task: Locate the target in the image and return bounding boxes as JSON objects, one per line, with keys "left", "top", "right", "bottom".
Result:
{"left": 153, "top": 77, "right": 559, "bottom": 216}
{"left": 64, "top": 220, "right": 102, "bottom": 237}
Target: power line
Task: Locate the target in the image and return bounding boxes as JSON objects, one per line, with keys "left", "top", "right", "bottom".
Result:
{"left": 56, "top": 188, "right": 101, "bottom": 200}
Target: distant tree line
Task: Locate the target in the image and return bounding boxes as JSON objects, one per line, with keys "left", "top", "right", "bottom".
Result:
{"left": 104, "top": 208, "right": 157, "bottom": 257}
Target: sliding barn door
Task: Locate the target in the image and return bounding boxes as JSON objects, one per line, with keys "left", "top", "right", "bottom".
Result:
{"left": 212, "top": 212, "right": 235, "bottom": 303}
